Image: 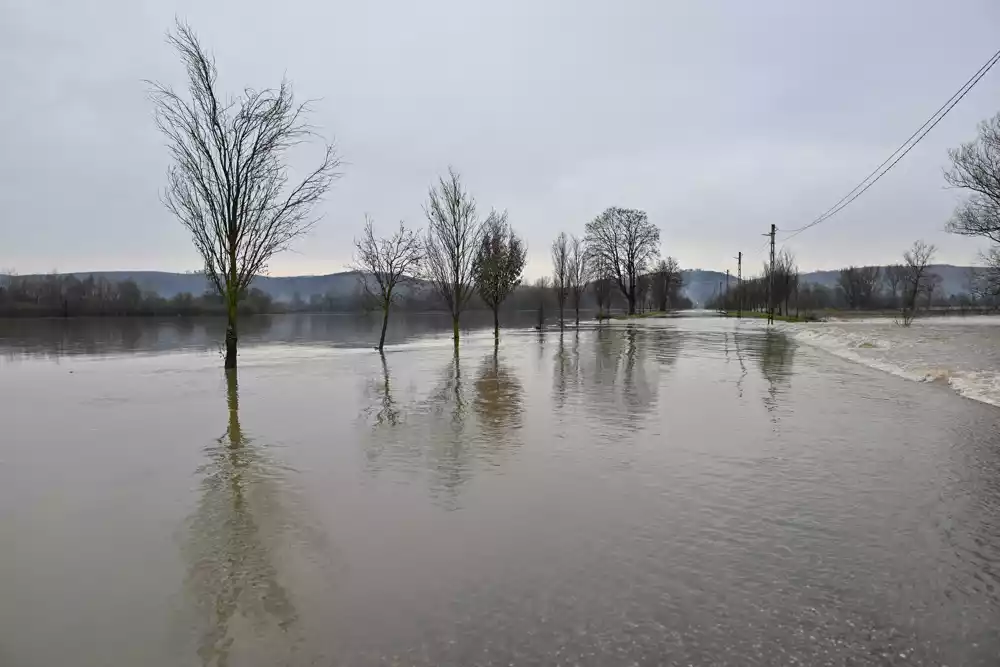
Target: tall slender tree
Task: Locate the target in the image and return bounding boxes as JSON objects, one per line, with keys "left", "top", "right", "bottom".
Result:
{"left": 900, "top": 240, "right": 936, "bottom": 325}
{"left": 424, "top": 168, "right": 482, "bottom": 347}
{"left": 148, "top": 21, "right": 339, "bottom": 368}
{"left": 472, "top": 210, "right": 527, "bottom": 341}
{"left": 566, "top": 234, "right": 588, "bottom": 325}
{"left": 352, "top": 217, "right": 424, "bottom": 351}
{"left": 551, "top": 232, "right": 570, "bottom": 328}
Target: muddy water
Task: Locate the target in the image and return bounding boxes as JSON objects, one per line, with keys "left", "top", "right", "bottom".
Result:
{"left": 1, "top": 314, "right": 998, "bottom": 666}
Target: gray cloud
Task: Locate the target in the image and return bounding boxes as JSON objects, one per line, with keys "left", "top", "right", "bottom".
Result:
{"left": 2, "top": 0, "right": 999, "bottom": 278}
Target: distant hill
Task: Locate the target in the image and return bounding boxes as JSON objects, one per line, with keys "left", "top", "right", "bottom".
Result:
{"left": 5, "top": 265, "right": 981, "bottom": 307}
{"left": 680, "top": 265, "right": 979, "bottom": 307}
{"left": 6, "top": 270, "right": 367, "bottom": 302}
{"left": 796, "top": 264, "right": 975, "bottom": 298}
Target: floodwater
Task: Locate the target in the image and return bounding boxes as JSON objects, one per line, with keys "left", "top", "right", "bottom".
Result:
{"left": 1, "top": 313, "right": 998, "bottom": 666}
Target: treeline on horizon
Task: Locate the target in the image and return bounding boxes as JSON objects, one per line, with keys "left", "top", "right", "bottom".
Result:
{"left": 0, "top": 271, "right": 696, "bottom": 319}
{"left": 705, "top": 250, "right": 1000, "bottom": 316}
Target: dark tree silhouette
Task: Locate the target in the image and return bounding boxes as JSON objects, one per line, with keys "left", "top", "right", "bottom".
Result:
{"left": 352, "top": 217, "right": 424, "bottom": 351}
{"left": 551, "top": 232, "right": 569, "bottom": 328}
{"left": 472, "top": 211, "right": 527, "bottom": 340}
{"left": 425, "top": 168, "right": 482, "bottom": 347}
{"left": 148, "top": 21, "right": 339, "bottom": 368}
{"left": 584, "top": 208, "right": 660, "bottom": 315}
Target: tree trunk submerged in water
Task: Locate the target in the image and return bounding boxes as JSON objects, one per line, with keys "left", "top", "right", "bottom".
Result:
{"left": 452, "top": 315, "right": 460, "bottom": 347}
{"left": 493, "top": 308, "right": 500, "bottom": 341}
{"left": 378, "top": 306, "right": 390, "bottom": 351}
{"left": 224, "top": 299, "right": 238, "bottom": 369}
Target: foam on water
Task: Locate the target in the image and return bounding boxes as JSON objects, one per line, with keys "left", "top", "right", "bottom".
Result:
{"left": 784, "top": 317, "right": 1000, "bottom": 408}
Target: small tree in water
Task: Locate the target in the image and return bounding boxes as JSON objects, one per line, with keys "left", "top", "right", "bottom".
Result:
{"left": 425, "top": 169, "right": 482, "bottom": 347}
{"left": 148, "top": 21, "right": 339, "bottom": 368}
{"left": 352, "top": 217, "right": 424, "bottom": 351}
{"left": 566, "top": 235, "right": 588, "bottom": 325}
{"left": 899, "top": 240, "right": 936, "bottom": 326}
{"left": 472, "top": 211, "right": 527, "bottom": 341}
{"left": 551, "top": 232, "right": 570, "bottom": 328}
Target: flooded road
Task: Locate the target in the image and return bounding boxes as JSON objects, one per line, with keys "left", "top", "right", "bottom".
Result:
{"left": 1, "top": 314, "right": 998, "bottom": 666}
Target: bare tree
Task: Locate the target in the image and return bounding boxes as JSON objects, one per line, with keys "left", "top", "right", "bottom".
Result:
{"left": 774, "top": 249, "right": 798, "bottom": 316}
{"left": 352, "top": 217, "right": 424, "bottom": 351}
{"left": 945, "top": 113, "right": 1000, "bottom": 294}
{"left": 635, "top": 273, "right": 650, "bottom": 313}
{"left": 552, "top": 232, "right": 570, "bottom": 328}
{"left": 838, "top": 265, "right": 880, "bottom": 310}
{"left": 650, "top": 257, "right": 680, "bottom": 313}
{"left": 945, "top": 113, "right": 1000, "bottom": 244}
{"left": 924, "top": 272, "right": 943, "bottom": 310}
{"left": 899, "top": 240, "right": 936, "bottom": 325}
{"left": 472, "top": 210, "right": 527, "bottom": 341}
{"left": 566, "top": 234, "right": 588, "bottom": 326}
{"left": 148, "top": 21, "right": 339, "bottom": 369}
{"left": 590, "top": 256, "right": 614, "bottom": 320}
{"left": 884, "top": 263, "right": 907, "bottom": 307}
{"left": 584, "top": 207, "right": 660, "bottom": 315}
{"left": 425, "top": 168, "right": 482, "bottom": 347}
{"left": 534, "top": 277, "right": 551, "bottom": 329}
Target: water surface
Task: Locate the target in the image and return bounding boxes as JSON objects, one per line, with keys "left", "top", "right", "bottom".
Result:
{"left": 1, "top": 314, "right": 998, "bottom": 665}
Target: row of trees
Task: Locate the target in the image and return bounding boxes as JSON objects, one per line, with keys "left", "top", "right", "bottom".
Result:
{"left": 352, "top": 169, "right": 526, "bottom": 351}
{"left": 548, "top": 210, "right": 685, "bottom": 327}
{"left": 0, "top": 273, "right": 274, "bottom": 318}
{"left": 706, "top": 241, "right": 947, "bottom": 322}
{"left": 353, "top": 171, "right": 691, "bottom": 350}
{"left": 148, "top": 22, "right": 689, "bottom": 364}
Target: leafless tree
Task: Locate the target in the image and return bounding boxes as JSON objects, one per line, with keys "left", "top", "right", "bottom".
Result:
{"left": 945, "top": 113, "right": 1000, "bottom": 244}
{"left": 838, "top": 265, "right": 880, "bottom": 310}
{"left": 551, "top": 232, "right": 570, "bottom": 328}
{"left": 774, "top": 249, "right": 798, "bottom": 316}
{"left": 590, "top": 257, "right": 614, "bottom": 320}
{"left": 650, "top": 257, "right": 681, "bottom": 313}
{"left": 566, "top": 234, "right": 588, "bottom": 326}
{"left": 899, "top": 240, "right": 936, "bottom": 326}
{"left": 534, "top": 277, "right": 551, "bottom": 329}
{"left": 148, "top": 21, "right": 339, "bottom": 368}
{"left": 425, "top": 168, "right": 482, "bottom": 346}
{"left": 636, "top": 273, "right": 650, "bottom": 313}
{"left": 883, "top": 263, "right": 907, "bottom": 307}
{"left": 584, "top": 207, "right": 660, "bottom": 315}
{"left": 352, "top": 216, "right": 424, "bottom": 351}
{"left": 945, "top": 113, "right": 1000, "bottom": 294}
{"left": 924, "top": 272, "right": 943, "bottom": 310}
{"left": 472, "top": 210, "right": 527, "bottom": 341}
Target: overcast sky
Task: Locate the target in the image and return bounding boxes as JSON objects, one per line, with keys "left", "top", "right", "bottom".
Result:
{"left": 2, "top": 0, "right": 1000, "bottom": 279}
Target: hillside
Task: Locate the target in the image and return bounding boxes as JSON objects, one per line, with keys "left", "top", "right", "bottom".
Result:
{"left": 6, "top": 270, "right": 366, "bottom": 301}
{"left": 5, "top": 265, "right": 981, "bottom": 308}
{"left": 681, "top": 265, "right": 979, "bottom": 307}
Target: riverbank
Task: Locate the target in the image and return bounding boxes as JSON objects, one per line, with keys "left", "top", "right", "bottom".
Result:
{"left": 721, "top": 310, "right": 809, "bottom": 322}
{"left": 608, "top": 310, "right": 672, "bottom": 320}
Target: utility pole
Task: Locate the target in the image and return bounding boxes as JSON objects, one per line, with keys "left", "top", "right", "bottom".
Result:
{"left": 735, "top": 251, "right": 742, "bottom": 319}
{"left": 766, "top": 224, "right": 776, "bottom": 324}
{"left": 725, "top": 269, "right": 730, "bottom": 315}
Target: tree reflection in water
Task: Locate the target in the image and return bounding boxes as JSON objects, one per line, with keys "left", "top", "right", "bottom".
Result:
{"left": 181, "top": 370, "right": 300, "bottom": 666}
{"left": 756, "top": 330, "right": 796, "bottom": 417}
{"left": 572, "top": 325, "right": 676, "bottom": 430}
{"left": 363, "top": 346, "right": 525, "bottom": 507}
{"left": 474, "top": 342, "right": 525, "bottom": 458}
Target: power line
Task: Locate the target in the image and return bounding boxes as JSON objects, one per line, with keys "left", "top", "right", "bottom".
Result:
{"left": 780, "top": 47, "right": 1000, "bottom": 244}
